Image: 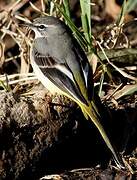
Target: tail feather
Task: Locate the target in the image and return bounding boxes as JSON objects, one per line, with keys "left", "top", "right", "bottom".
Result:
{"left": 80, "top": 101, "right": 125, "bottom": 169}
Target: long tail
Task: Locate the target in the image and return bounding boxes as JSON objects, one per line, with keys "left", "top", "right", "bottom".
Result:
{"left": 80, "top": 102, "right": 125, "bottom": 169}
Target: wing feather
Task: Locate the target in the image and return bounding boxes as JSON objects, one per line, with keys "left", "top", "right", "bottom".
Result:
{"left": 71, "top": 41, "right": 93, "bottom": 101}
{"left": 33, "top": 48, "right": 88, "bottom": 105}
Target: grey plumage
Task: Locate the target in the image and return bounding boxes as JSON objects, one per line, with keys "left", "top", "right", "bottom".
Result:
{"left": 31, "top": 16, "right": 93, "bottom": 104}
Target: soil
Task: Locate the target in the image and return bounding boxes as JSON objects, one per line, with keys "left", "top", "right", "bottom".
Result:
{"left": 0, "top": 91, "right": 136, "bottom": 179}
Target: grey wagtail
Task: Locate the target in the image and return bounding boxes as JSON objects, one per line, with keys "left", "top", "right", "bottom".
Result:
{"left": 24, "top": 16, "right": 124, "bottom": 169}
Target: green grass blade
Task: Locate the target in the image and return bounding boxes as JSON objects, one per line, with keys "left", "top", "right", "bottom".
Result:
{"left": 116, "top": 0, "right": 127, "bottom": 26}
{"left": 62, "top": 0, "right": 71, "bottom": 19}
{"left": 116, "top": 0, "right": 137, "bottom": 26}
{"left": 126, "top": 0, "right": 137, "bottom": 13}
{"left": 80, "top": 0, "right": 91, "bottom": 45}
{"left": 0, "top": 79, "right": 10, "bottom": 92}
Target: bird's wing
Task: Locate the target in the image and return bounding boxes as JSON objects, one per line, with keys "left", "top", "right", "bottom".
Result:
{"left": 70, "top": 42, "right": 93, "bottom": 101}
{"left": 33, "top": 48, "right": 88, "bottom": 105}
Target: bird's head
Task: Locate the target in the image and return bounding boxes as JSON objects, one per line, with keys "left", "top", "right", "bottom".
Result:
{"left": 24, "top": 16, "right": 66, "bottom": 38}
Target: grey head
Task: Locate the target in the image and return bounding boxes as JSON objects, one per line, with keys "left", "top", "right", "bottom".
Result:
{"left": 27, "top": 16, "right": 68, "bottom": 38}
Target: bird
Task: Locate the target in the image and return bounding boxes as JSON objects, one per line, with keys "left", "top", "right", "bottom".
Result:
{"left": 24, "top": 16, "right": 124, "bottom": 169}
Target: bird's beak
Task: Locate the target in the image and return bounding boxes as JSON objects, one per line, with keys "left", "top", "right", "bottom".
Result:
{"left": 24, "top": 22, "right": 33, "bottom": 28}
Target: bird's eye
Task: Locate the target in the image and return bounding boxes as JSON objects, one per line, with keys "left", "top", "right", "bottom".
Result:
{"left": 38, "top": 25, "right": 46, "bottom": 30}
